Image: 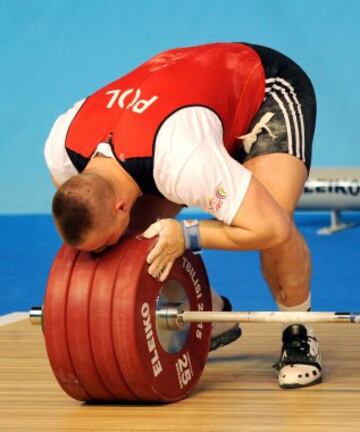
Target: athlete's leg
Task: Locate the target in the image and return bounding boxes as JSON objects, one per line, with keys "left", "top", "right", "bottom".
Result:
{"left": 243, "top": 153, "right": 310, "bottom": 306}
{"left": 244, "top": 154, "right": 321, "bottom": 388}
{"left": 234, "top": 45, "right": 319, "bottom": 384}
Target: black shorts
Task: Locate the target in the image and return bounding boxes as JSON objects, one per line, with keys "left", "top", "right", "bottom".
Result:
{"left": 234, "top": 44, "right": 317, "bottom": 173}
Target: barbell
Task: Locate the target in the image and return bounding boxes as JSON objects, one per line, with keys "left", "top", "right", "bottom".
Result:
{"left": 30, "top": 233, "right": 360, "bottom": 403}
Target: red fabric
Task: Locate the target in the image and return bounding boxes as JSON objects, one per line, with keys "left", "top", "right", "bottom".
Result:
{"left": 66, "top": 43, "right": 265, "bottom": 160}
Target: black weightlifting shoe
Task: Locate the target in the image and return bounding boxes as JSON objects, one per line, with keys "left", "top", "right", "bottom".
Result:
{"left": 274, "top": 324, "right": 322, "bottom": 388}
{"left": 209, "top": 296, "right": 242, "bottom": 352}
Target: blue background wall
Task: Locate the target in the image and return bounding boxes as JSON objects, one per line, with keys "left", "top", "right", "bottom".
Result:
{"left": 1, "top": 1, "right": 359, "bottom": 315}
{"left": 1, "top": 212, "right": 360, "bottom": 316}
{"left": 1, "top": 0, "right": 360, "bottom": 214}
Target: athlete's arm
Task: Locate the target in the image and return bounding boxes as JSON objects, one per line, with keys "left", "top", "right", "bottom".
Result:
{"left": 153, "top": 105, "right": 291, "bottom": 250}
{"left": 198, "top": 175, "right": 290, "bottom": 250}
{"left": 44, "top": 100, "right": 84, "bottom": 186}
{"left": 144, "top": 106, "right": 290, "bottom": 280}
{"left": 143, "top": 176, "right": 290, "bottom": 281}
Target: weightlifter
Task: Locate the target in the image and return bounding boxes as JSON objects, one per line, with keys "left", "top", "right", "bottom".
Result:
{"left": 44, "top": 42, "right": 321, "bottom": 389}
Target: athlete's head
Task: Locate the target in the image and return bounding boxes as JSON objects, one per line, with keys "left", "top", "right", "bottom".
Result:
{"left": 52, "top": 173, "right": 129, "bottom": 252}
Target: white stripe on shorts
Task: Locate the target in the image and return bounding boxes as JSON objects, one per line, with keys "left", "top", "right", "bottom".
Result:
{"left": 272, "top": 84, "right": 301, "bottom": 159}
{"left": 266, "top": 77, "right": 305, "bottom": 162}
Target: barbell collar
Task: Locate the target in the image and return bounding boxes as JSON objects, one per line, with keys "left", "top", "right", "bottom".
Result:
{"left": 29, "top": 307, "right": 42, "bottom": 325}
{"left": 156, "top": 307, "right": 187, "bottom": 331}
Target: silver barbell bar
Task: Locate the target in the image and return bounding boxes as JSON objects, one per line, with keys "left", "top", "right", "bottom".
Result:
{"left": 29, "top": 307, "right": 360, "bottom": 330}
{"left": 178, "top": 310, "right": 360, "bottom": 324}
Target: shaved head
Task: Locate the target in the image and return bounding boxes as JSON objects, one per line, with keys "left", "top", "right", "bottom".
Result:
{"left": 52, "top": 173, "right": 116, "bottom": 246}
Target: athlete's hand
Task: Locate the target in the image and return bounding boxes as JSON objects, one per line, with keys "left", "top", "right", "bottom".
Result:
{"left": 142, "top": 219, "right": 185, "bottom": 282}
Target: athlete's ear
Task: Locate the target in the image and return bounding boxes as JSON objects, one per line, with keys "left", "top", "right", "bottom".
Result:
{"left": 115, "top": 199, "right": 129, "bottom": 212}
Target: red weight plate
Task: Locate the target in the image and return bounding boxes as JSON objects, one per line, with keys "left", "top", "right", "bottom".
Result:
{"left": 89, "top": 242, "right": 138, "bottom": 401}
{"left": 66, "top": 251, "right": 115, "bottom": 400}
{"left": 112, "top": 237, "right": 212, "bottom": 402}
{"left": 43, "top": 245, "right": 90, "bottom": 401}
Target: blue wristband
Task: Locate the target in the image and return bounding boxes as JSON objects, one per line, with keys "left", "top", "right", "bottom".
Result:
{"left": 181, "top": 220, "right": 202, "bottom": 254}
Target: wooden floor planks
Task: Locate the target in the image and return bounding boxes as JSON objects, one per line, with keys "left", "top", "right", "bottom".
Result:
{"left": 0, "top": 319, "right": 359, "bottom": 431}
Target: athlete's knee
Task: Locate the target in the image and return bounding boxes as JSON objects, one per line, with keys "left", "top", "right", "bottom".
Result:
{"left": 263, "top": 221, "right": 307, "bottom": 257}
{"left": 262, "top": 211, "right": 292, "bottom": 249}
{"left": 274, "top": 216, "right": 292, "bottom": 246}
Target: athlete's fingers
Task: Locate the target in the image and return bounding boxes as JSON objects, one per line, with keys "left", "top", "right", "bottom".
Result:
{"left": 145, "top": 219, "right": 186, "bottom": 273}
{"left": 148, "top": 253, "right": 169, "bottom": 278}
{"left": 158, "top": 261, "right": 174, "bottom": 282}
{"left": 142, "top": 221, "right": 162, "bottom": 239}
{"left": 147, "top": 238, "right": 166, "bottom": 264}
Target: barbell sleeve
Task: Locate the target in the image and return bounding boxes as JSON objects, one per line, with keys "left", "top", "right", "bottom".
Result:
{"left": 29, "top": 307, "right": 42, "bottom": 325}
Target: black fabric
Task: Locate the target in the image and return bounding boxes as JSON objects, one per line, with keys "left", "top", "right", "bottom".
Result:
{"left": 245, "top": 43, "right": 315, "bottom": 92}
{"left": 220, "top": 295, "right": 233, "bottom": 312}
{"left": 209, "top": 325, "right": 242, "bottom": 352}
{"left": 66, "top": 148, "right": 89, "bottom": 173}
{"left": 65, "top": 147, "right": 162, "bottom": 196}
{"left": 235, "top": 43, "right": 317, "bottom": 172}
{"left": 121, "top": 157, "right": 162, "bottom": 196}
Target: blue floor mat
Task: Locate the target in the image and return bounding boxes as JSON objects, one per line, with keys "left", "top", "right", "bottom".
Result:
{"left": 0, "top": 212, "right": 359, "bottom": 315}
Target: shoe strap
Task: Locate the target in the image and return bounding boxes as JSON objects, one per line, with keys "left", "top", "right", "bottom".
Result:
{"left": 273, "top": 325, "right": 321, "bottom": 371}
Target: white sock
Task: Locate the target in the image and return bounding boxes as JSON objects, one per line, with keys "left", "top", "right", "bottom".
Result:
{"left": 276, "top": 295, "right": 314, "bottom": 336}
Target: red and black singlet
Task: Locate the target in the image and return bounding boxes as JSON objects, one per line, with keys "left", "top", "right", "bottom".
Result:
{"left": 64, "top": 42, "right": 265, "bottom": 193}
